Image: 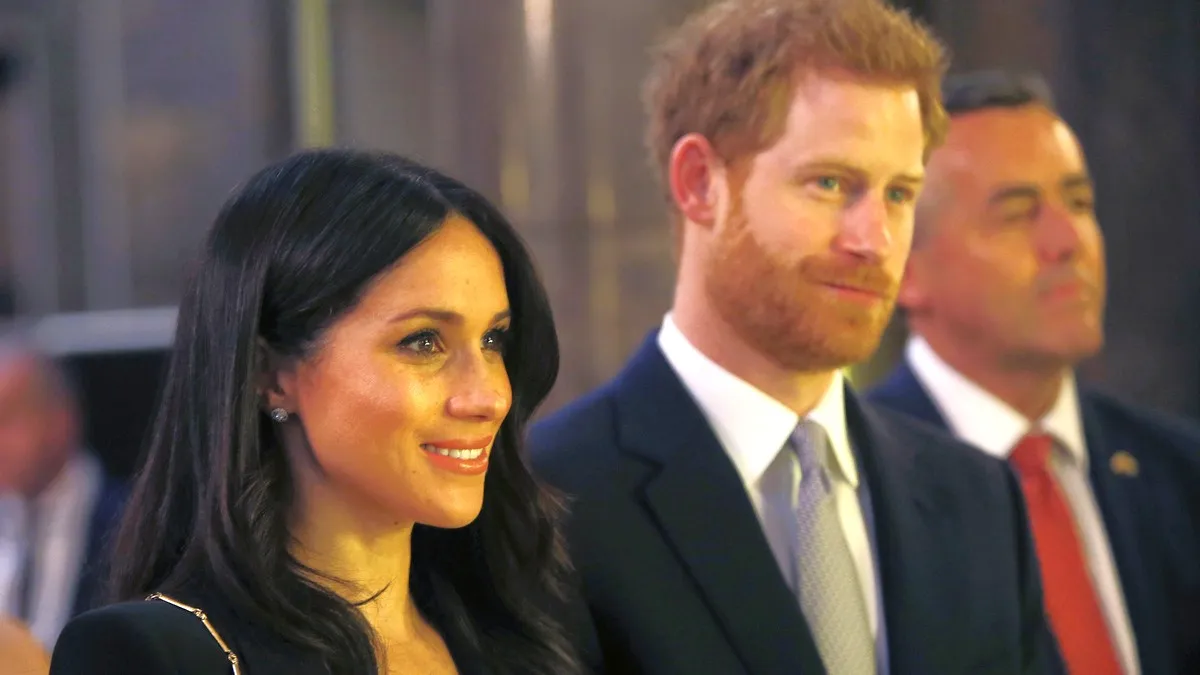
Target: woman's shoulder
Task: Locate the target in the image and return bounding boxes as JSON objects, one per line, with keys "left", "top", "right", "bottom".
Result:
{"left": 50, "top": 597, "right": 237, "bottom": 675}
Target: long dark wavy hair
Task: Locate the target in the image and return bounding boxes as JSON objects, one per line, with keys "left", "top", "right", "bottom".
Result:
{"left": 107, "top": 149, "right": 579, "bottom": 674}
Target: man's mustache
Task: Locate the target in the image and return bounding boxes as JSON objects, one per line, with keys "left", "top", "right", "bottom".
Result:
{"left": 798, "top": 257, "right": 896, "bottom": 297}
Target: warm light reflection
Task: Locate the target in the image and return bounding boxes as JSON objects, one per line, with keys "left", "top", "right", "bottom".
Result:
{"left": 524, "top": 0, "right": 554, "bottom": 76}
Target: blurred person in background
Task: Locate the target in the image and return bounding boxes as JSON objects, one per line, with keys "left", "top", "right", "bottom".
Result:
{"left": 0, "top": 331, "right": 126, "bottom": 649}
{"left": 869, "top": 70, "right": 1200, "bottom": 674}
{"left": 529, "top": 1, "right": 1063, "bottom": 673}
{"left": 49, "top": 150, "right": 596, "bottom": 675}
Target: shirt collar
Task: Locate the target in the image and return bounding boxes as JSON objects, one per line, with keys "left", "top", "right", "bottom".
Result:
{"left": 657, "top": 313, "right": 860, "bottom": 487}
{"left": 906, "top": 336, "right": 1087, "bottom": 466}
{"left": 34, "top": 453, "right": 82, "bottom": 509}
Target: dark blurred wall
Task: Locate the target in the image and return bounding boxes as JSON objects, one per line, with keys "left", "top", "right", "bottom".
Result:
{"left": 63, "top": 349, "right": 167, "bottom": 479}
{"left": 0, "top": 0, "right": 293, "bottom": 314}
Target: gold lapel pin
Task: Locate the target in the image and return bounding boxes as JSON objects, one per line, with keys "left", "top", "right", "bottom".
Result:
{"left": 1110, "top": 451, "right": 1139, "bottom": 477}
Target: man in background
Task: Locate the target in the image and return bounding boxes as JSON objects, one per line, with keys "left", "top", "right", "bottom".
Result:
{"left": 869, "top": 70, "right": 1200, "bottom": 674}
{"left": 0, "top": 330, "right": 126, "bottom": 648}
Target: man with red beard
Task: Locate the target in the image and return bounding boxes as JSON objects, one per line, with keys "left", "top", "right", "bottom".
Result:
{"left": 868, "top": 71, "right": 1200, "bottom": 675}
{"left": 529, "top": 1, "right": 1064, "bottom": 674}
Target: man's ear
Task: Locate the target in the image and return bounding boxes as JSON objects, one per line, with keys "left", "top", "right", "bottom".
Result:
{"left": 667, "top": 133, "right": 724, "bottom": 230}
{"left": 257, "top": 338, "right": 299, "bottom": 415}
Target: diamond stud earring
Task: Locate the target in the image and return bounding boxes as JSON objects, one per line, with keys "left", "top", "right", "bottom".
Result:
{"left": 269, "top": 408, "right": 289, "bottom": 423}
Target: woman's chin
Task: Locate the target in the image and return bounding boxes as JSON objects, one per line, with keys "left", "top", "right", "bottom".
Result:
{"left": 416, "top": 501, "right": 486, "bottom": 530}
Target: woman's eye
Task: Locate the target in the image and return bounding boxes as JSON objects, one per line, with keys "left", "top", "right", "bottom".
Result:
{"left": 483, "top": 327, "right": 510, "bottom": 354}
{"left": 398, "top": 330, "right": 442, "bottom": 355}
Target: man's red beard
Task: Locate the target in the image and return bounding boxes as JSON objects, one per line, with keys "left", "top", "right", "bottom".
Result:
{"left": 705, "top": 207, "right": 899, "bottom": 372}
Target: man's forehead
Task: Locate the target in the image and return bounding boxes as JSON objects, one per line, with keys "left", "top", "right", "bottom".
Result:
{"left": 943, "top": 105, "right": 1070, "bottom": 155}
{"left": 762, "top": 72, "right": 926, "bottom": 173}
{"left": 929, "top": 107, "right": 1083, "bottom": 186}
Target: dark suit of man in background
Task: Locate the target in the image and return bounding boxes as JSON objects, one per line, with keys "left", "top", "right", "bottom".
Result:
{"left": 869, "top": 70, "right": 1200, "bottom": 674}
{"left": 529, "top": 2, "right": 1064, "bottom": 673}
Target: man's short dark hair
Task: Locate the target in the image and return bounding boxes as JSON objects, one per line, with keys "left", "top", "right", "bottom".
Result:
{"left": 942, "top": 69, "right": 1056, "bottom": 116}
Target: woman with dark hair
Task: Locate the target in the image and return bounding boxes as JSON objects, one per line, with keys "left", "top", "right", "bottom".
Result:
{"left": 48, "top": 150, "right": 590, "bottom": 675}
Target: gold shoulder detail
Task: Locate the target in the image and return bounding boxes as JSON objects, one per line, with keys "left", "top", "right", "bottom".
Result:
{"left": 146, "top": 592, "right": 242, "bottom": 675}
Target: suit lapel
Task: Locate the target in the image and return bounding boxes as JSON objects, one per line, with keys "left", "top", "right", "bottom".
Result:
{"left": 613, "top": 339, "right": 825, "bottom": 675}
{"left": 1079, "top": 391, "right": 1170, "bottom": 674}
{"left": 848, "top": 392, "right": 950, "bottom": 674}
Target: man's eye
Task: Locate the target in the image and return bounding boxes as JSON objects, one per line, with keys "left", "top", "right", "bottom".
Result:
{"left": 886, "top": 186, "right": 915, "bottom": 204}
{"left": 815, "top": 176, "right": 841, "bottom": 191}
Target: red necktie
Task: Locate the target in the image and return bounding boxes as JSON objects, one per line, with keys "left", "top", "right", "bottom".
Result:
{"left": 1009, "top": 433, "right": 1122, "bottom": 674}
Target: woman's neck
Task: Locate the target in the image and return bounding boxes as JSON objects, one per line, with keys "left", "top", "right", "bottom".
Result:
{"left": 289, "top": 478, "right": 420, "bottom": 639}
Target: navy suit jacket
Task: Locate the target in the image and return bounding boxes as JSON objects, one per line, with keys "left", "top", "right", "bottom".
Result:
{"left": 529, "top": 337, "right": 1064, "bottom": 675}
{"left": 868, "top": 359, "right": 1200, "bottom": 674}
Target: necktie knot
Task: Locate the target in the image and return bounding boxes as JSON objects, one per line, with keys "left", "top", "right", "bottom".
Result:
{"left": 790, "top": 419, "right": 830, "bottom": 478}
{"left": 1009, "top": 432, "right": 1054, "bottom": 478}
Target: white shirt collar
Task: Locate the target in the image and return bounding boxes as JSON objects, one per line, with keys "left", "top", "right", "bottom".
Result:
{"left": 657, "top": 313, "right": 859, "bottom": 487}
{"left": 906, "top": 336, "right": 1088, "bottom": 465}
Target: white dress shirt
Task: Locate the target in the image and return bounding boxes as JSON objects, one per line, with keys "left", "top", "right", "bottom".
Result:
{"left": 907, "top": 336, "right": 1140, "bottom": 675}
{"left": 658, "top": 314, "right": 879, "bottom": 637}
{"left": 0, "top": 451, "right": 103, "bottom": 648}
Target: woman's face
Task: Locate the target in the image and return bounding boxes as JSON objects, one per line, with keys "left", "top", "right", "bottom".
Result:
{"left": 271, "top": 216, "right": 513, "bottom": 529}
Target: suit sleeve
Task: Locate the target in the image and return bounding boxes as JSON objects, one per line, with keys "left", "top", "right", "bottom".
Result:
{"left": 1003, "top": 463, "right": 1068, "bottom": 675}
{"left": 50, "top": 608, "right": 190, "bottom": 675}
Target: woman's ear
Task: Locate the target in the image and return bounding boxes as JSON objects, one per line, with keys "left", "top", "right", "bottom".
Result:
{"left": 257, "top": 338, "right": 299, "bottom": 415}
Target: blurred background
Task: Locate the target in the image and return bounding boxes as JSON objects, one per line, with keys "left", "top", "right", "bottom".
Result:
{"left": 0, "top": 0, "right": 1196, "bottom": 481}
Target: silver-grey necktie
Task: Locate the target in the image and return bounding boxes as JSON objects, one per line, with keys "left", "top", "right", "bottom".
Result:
{"left": 792, "top": 420, "right": 875, "bottom": 674}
